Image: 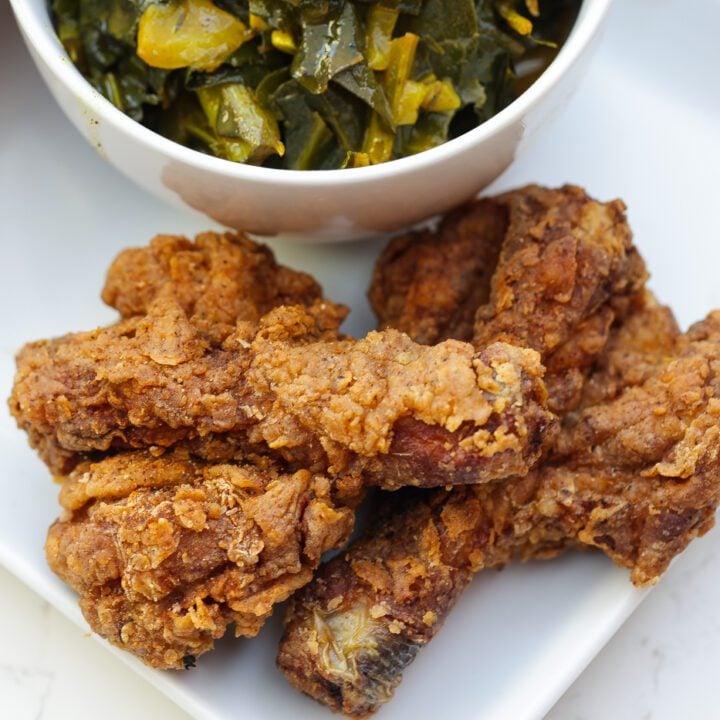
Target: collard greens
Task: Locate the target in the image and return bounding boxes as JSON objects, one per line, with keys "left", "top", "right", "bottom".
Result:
{"left": 53, "top": 0, "right": 578, "bottom": 169}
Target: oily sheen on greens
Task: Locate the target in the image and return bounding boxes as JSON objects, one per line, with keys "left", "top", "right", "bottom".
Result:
{"left": 52, "top": 0, "right": 577, "bottom": 169}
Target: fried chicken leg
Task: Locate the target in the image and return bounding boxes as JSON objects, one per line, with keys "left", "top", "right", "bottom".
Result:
{"left": 370, "top": 184, "right": 648, "bottom": 415}
{"left": 277, "top": 302, "right": 720, "bottom": 717}
{"left": 46, "top": 450, "right": 360, "bottom": 669}
{"left": 10, "top": 233, "right": 552, "bottom": 489}
{"left": 276, "top": 185, "right": 697, "bottom": 716}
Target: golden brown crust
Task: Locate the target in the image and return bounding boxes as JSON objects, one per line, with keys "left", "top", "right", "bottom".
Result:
{"left": 102, "top": 232, "right": 323, "bottom": 345}
{"left": 575, "top": 290, "right": 680, "bottom": 410}
{"left": 46, "top": 450, "right": 359, "bottom": 669}
{"left": 369, "top": 185, "right": 648, "bottom": 417}
{"left": 11, "top": 231, "right": 335, "bottom": 475}
{"left": 277, "top": 487, "right": 484, "bottom": 717}
{"left": 249, "top": 325, "right": 552, "bottom": 488}
{"left": 473, "top": 185, "right": 646, "bottom": 351}
{"left": 369, "top": 200, "right": 507, "bottom": 344}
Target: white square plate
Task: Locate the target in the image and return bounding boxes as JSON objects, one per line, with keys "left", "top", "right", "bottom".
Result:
{"left": 1, "top": 1, "right": 719, "bottom": 718}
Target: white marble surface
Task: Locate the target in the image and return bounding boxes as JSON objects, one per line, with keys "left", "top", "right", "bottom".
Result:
{"left": 2, "top": 521, "right": 720, "bottom": 720}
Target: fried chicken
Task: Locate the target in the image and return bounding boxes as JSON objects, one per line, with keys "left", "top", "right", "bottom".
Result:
{"left": 276, "top": 189, "right": 696, "bottom": 717}
{"left": 13, "top": 227, "right": 552, "bottom": 671}
{"left": 370, "top": 185, "right": 648, "bottom": 414}
{"left": 102, "top": 231, "right": 325, "bottom": 343}
{"left": 12, "top": 188, "right": 683, "bottom": 691}
{"left": 33, "top": 233, "right": 360, "bottom": 669}
{"left": 46, "top": 450, "right": 360, "bottom": 669}
{"left": 11, "top": 231, "right": 327, "bottom": 475}
{"left": 10, "top": 233, "right": 552, "bottom": 489}
{"left": 278, "top": 299, "right": 720, "bottom": 718}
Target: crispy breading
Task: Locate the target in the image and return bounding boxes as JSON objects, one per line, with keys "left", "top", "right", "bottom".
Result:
{"left": 369, "top": 199, "right": 507, "bottom": 344}
{"left": 473, "top": 185, "right": 647, "bottom": 352}
{"left": 46, "top": 450, "right": 359, "bottom": 669}
{"left": 102, "top": 232, "right": 324, "bottom": 344}
{"left": 10, "top": 237, "right": 553, "bottom": 488}
{"left": 249, "top": 323, "right": 551, "bottom": 489}
{"left": 9, "top": 296, "right": 343, "bottom": 475}
{"left": 11, "top": 231, "right": 333, "bottom": 475}
{"left": 277, "top": 303, "right": 720, "bottom": 717}
{"left": 575, "top": 289, "right": 680, "bottom": 410}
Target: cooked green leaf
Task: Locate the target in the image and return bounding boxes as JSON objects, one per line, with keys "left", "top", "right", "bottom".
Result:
{"left": 274, "top": 83, "right": 343, "bottom": 168}
{"left": 333, "top": 62, "right": 392, "bottom": 122}
{"left": 291, "top": 2, "right": 364, "bottom": 94}
{"left": 53, "top": 0, "right": 580, "bottom": 169}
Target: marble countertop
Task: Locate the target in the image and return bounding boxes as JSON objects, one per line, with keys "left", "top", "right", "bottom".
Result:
{"left": 2, "top": 520, "right": 719, "bottom": 720}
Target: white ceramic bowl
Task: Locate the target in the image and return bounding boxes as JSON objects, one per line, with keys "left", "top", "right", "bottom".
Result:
{"left": 10, "top": 0, "right": 611, "bottom": 241}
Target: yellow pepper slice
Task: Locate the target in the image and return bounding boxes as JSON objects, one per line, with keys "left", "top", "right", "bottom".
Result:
{"left": 271, "top": 30, "right": 297, "bottom": 54}
{"left": 496, "top": 1, "right": 534, "bottom": 36}
{"left": 366, "top": 5, "right": 399, "bottom": 71}
{"left": 421, "top": 78, "right": 462, "bottom": 113}
{"left": 249, "top": 12, "right": 270, "bottom": 32}
{"left": 362, "top": 112, "right": 395, "bottom": 164}
{"left": 383, "top": 34, "right": 428, "bottom": 126}
{"left": 395, "top": 79, "right": 427, "bottom": 125}
{"left": 137, "top": 0, "right": 253, "bottom": 72}
{"left": 343, "top": 151, "right": 371, "bottom": 168}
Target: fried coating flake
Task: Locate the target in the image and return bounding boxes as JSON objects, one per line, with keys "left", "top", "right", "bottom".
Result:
{"left": 46, "top": 450, "right": 358, "bottom": 669}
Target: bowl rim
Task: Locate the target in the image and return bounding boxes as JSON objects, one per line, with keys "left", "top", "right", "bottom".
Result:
{"left": 9, "top": 0, "right": 612, "bottom": 187}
